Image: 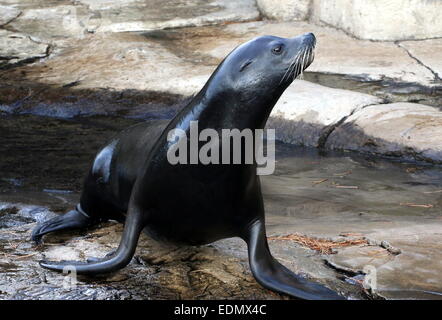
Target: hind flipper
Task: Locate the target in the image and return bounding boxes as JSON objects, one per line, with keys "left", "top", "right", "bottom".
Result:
{"left": 243, "top": 219, "right": 344, "bottom": 300}
{"left": 39, "top": 206, "right": 145, "bottom": 275}
{"left": 31, "top": 207, "right": 98, "bottom": 244}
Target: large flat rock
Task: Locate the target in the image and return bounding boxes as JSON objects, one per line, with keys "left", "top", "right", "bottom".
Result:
{"left": 0, "top": 29, "right": 49, "bottom": 67}
{"left": 324, "top": 223, "right": 442, "bottom": 299}
{"left": 2, "top": 2, "right": 440, "bottom": 87}
{"left": 325, "top": 103, "right": 442, "bottom": 164}
{"left": 0, "top": 5, "right": 21, "bottom": 26}
{"left": 87, "top": 0, "right": 260, "bottom": 33}
{"left": 8, "top": 33, "right": 212, "bottom": 95}
{"left": 151, "top": 21, "right": 439, "bottom": 86}
{"left": 6, "top": 0, "right": 259, "bottom": 41}
{"left": 267, "top": 80, "right": 383, "bottom": 146}
{"left": 6, "top": 3, "right": 94, "bottom": 41}
{"left": 256, "top": 0, "right": 310, "bottom": 21}
{"left": 399, "top": 39, "right": 442, "bottom": 82}
{"left": 311, "top": 0, "right": 442, "bottom": 41}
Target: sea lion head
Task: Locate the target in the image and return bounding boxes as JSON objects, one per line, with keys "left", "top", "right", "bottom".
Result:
{"left": 234, "top": 32, "right": 315, "bottom": 85}
{"left": 204, "top": 33, "right": 316, "bottom": 112}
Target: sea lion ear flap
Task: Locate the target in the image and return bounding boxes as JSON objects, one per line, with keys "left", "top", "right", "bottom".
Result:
{"left": 239, "top": 59, "right": 254, "bottom": 72}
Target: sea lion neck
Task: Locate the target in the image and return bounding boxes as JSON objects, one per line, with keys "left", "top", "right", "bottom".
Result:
{"left": 169, "top": 81, "right": 284, "bottom": 133}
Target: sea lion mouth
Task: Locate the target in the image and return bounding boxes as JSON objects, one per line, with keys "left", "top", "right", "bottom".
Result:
{"left": 280, "top": 36, "right": 316, "bottom": 84}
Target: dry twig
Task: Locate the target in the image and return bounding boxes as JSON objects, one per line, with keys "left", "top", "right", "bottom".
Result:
{"left": 400, "top": 203, "right": 434, "bottom": 208}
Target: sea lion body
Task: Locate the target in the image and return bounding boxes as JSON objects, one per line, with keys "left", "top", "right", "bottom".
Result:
{"left": 32, "top": 33, "right": 344, "bottom": 299}
{"left": 82, "top": 119, "right": 254, "bottom": 245}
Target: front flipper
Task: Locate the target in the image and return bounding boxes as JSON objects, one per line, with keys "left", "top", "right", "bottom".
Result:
{"left": 31, "top": 208, "right": 97, "bottom": 244}
{"left": 243, "top": 219, "right": 344, "bottom": 300}
{"left": 39, "top": 207, "right": 145, "bottom": 275}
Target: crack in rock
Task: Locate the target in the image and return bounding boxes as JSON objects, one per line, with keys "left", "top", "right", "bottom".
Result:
{"left": 396, "top": 42, "right": 441, "bottom": 81}
{"left": 0, "top": 33, "right": 51, "bottom": 70}
{"left": 317, "top": 101, "right": 388, "bottom": 149}
{"left": 0, "top": 8, "right": 22, "bottom": 28}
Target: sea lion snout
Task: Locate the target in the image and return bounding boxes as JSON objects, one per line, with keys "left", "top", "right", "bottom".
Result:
{"left": 277, "top": 33, "right": 316, "bottom": 84}
{"left": 301, "top": 32, "right": 316, "bottom": 47}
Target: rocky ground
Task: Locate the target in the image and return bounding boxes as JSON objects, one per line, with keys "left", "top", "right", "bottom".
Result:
{"left": 1, "top": 136, "right": 442, "bottom": 300}
{"left": 0, "top": 0, "right": 441, "bottom": 300}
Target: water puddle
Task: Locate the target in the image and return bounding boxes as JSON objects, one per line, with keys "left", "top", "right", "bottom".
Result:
{"left": 1, "top": 113, "right": 441, "bottom": 227}
{"left": 267, "top": 145, "right": 442, "bottom": 220}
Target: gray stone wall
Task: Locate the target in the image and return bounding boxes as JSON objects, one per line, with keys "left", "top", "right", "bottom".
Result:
{"left": 257, "top": 0, "right": 442, "bottom": 41}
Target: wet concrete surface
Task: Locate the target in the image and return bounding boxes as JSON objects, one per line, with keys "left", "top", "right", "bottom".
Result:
{"left": 0, "top": 106, "right": 441, "bottom": 299}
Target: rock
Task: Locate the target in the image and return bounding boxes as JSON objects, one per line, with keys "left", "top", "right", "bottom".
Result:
{"left": 371, "top": 224, "right": 442, "bottom": 299}
{"left": 267, "top": 80, "right": 383, "bottom": 146}
{"left": 255, "top": 0, "right": 442, "bottom": 41}
{"left": 325, "top": 102, "right": 442, "bottom": 164}
{"left": 4, "top": 17, "right": 440, "bottom": 87}
{"left": 399, "top": 39, "right": 442, "bottom": 81}
{"left": 93, "top": 0, "right": 260, "bottom": 33}
{"left": 256, "top": 0, "right": 311, "bottom": 21}
{"left": 7, "top": 0, "right": 259, "bottom": 40}
{"left": 3, "top": 2, "right": 440, "bottom": 86}
{"left": 0, "top": 219, "right": 357, "bottom": 299}
{"left": 44, "top": 246, "right": 83, "bottom": 261}
{"left": 0, "top": 30, "right": 49, "bottom": 67}
{"left": 311, "top": 0, "right": 442, "bottom": 41}
{"left": 8, "top": 33, "right": 212, "bottom": 95}
{"left": 325, "top": 224, "right": 442, "bottom": 299}
{"left": 7, "top": 4, "right": 94, "bottom": 41}
{"left": 0, "top": 5, "right": 21, "bottom": 26}
{"left": 324, "top": 245, "right": 395, "bottom": 275}
{"left": 173, "top": 21, "right": 437, "bottom": 86}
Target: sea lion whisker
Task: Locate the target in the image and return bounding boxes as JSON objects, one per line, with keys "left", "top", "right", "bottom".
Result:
{"left": 298, "top": 47, "right": 313, "bottom": 80}
{"left": 300, "top": 50, "right": 307, "bottom": 78}
{"left": 285, "top": 55, "right": 298, "bottom": 82}
{"left": 291, "top": 50, "right": 303, "bottom": 73}
{"left": 290, "top": 50, "right": 303, "bottom": 80}
{"left": 294, "top": 50, "right": 305, "bottom": 79}
{"left": 280, "top": 50, "right": 301, "bottom": 84}
{"left": 280, "top": 62, "right": 292, "bottom": 84}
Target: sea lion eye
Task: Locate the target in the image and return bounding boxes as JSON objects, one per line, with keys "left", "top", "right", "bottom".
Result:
{"left": 272, "top": 44, "right": 284, "bottom": 55}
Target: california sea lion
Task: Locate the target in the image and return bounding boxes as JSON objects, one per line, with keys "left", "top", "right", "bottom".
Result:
{"left": 32, "top": 33, "right": 343, "bottom": 300}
